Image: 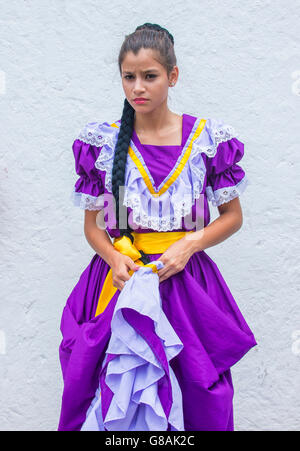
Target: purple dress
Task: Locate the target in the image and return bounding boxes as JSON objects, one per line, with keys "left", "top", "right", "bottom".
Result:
{"left": 58, "top": 113, "right": 257, "bottom": 431}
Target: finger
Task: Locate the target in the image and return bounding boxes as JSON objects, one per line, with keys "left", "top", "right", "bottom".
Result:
{"left": 157, "top": 259, "right": 166, "bottom": 268}
{"left": 127, "top": 262, "right": 140, "bottom": 272}
{"left": 126, "top": 258, "right": 140, "bottom": 272}
{"left": 113, "top": 277, "right": 126, "bottom": 290}
{"left": 118, "top": 280, "right": 125, "bottom": 291}
{"left": 121, "top": 271, "right": 132, "bottom": 282}
{"left": 157, "top": 267, "right": 168, "bottom": 277}
{"left": 158, "top": 267, "right": 172, "bottom": 278}
{"left": 159, "top": 268, "right": 174, "bottom": 282}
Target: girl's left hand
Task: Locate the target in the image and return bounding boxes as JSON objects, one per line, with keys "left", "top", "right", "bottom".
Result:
{"left": 156, "top": 238, "right": 195, "bottom": 283}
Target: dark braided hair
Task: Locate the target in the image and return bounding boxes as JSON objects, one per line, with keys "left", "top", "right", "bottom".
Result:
{"left": 112, "top": 23, "right": 177, "bottom": 252}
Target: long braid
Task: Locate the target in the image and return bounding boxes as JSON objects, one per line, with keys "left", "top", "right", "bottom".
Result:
{"left": 111, "top": 97, "right": 135, "bottom": 241}
{"left": 112, "top": 23, "right": 177, "bottom": 262}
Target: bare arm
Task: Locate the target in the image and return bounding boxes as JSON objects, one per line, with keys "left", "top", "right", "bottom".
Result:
{"left": 84, "top": 210, "right": 139, "bottom": 290}
{"left": 84, "top": 210, "right": 120, "bottom": 267}
{"left": 185, "top": 197, "right": 244, "bottom": 253}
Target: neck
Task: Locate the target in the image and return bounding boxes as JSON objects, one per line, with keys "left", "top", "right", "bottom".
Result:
{"left": 133, "top": 104, "right": 178, "bottom": 134}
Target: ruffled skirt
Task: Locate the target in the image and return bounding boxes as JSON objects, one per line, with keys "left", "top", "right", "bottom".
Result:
{"left": 58, "top": 249, "right": 257, "bottom": 431}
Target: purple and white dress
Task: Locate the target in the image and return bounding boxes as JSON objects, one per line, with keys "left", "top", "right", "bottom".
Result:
{"left": 58, "top": 113, "right": 257, "bottom": 431}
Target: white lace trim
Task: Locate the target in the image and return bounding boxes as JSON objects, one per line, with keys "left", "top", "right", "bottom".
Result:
{"left": 74, "top": 118, "right": 244, "bottom": 229}
{"left": 205, "top": 175, "right": 249, "bottom": 207}
{"left": 70, "top": 189, "right": 105, "bottom": 210}
{"left": 121, "top": 118, "right": 208, "bottom": 231}
{"left": 122, "top": 188, "right": 204, "bottom": 232}
{"left": 77, "top": 121, "right": 117, "bottom": 193}
{"left": 77, "top": 122, "right": 116, "bottom": 148}
{"left": 94, "top": 145, "right": 113, "bottom": 192}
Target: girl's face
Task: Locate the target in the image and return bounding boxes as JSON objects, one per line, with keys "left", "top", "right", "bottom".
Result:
{"left": 121, "top": 48, "right": 177, "bottom": 113}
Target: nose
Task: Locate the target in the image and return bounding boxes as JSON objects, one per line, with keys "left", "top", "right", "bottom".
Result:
{"left": 133, "top": 77, "right": 146, "bottom": 95}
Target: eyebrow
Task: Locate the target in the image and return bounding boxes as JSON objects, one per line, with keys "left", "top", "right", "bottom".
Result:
{"left": 122, "top": 69, "right": 159, "bottom": 74}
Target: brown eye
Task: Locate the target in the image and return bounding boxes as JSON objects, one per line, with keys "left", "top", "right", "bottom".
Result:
{"left": 123, "top": 74, "right": 157, "bottom": 80}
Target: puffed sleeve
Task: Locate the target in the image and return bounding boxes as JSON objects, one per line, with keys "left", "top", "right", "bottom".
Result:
{"left": 205, "top": 119, "right": 250, "bottom": 207}
{"left": 70, "top": 122, "right": 105, "bottom": 210}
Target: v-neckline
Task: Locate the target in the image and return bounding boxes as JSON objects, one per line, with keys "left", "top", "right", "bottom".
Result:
{"left": 132, "top": 114, "right": 185, "bottom": 147}
{"left": 127, "top": 115, "right": 206, "bottom": 197}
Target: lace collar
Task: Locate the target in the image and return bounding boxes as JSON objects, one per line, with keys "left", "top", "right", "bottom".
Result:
{"left": 77, "top": 117, "right": 238, "bottom": 231}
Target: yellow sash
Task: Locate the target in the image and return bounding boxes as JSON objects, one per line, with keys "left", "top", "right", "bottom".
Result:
{"left": 95, "top": 231, "right": 193, "bottom": 317}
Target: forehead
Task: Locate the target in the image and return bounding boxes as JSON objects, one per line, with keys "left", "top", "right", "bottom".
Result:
{"left": 121, "top": 48, "right": 163, "bottom": 72}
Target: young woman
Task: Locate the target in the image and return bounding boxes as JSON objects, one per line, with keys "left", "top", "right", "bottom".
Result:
{"left": 58, "top": 23, "right": 257, "bottom": 431}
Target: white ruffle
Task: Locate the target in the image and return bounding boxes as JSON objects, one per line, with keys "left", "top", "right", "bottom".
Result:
{"left": 92, "top": 119, "right": 209, "bottom": 231}
{"left": 77, "top": 121, "right": 116, "bottom": 148}
{"left": 192, "top": 118, "right": 238, "bottom": 158}
{"left": 76, "top": 118, "right": 244, "bottom": 229}
{"left": 70, "top": 188, "right": 105, "bottom": 210}
{"left": 122, "top": 141, "right": 207, "bottom": 231}
{"left": 205, "top": 175, "right": 250, "bottom": 207}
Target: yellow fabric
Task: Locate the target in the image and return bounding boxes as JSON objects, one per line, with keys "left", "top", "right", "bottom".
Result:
{"left": 131, "top": 230, "right": 194, "bottom": 253}
{"left": 94, "top": 230, "right": 194, "bottom": 317}
{"left": 113, "top": 234, "right": 142, "bottom": 261}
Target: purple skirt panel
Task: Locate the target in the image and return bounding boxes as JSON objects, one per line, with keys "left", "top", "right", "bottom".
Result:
{"left": 58, "top": 250, "right": 257, "bottom": 431}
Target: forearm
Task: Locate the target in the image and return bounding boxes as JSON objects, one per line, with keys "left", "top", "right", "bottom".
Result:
{"left": 84, "top": 225, "right": 119, "bottom": 267}
{"left": 185, "top": 210, "right": 243, "bottom": 254}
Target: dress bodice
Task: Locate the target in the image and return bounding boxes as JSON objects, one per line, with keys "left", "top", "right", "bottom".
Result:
{"left": 70, "top": 113, "right": 249, "bottom": 238}
{"left": 130, "top": 114, "right": 195, "bottom": 189}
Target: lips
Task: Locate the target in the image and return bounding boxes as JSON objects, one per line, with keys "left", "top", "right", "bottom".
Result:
{"left": 134, "top": 98, "right": 148, "bottom": 101}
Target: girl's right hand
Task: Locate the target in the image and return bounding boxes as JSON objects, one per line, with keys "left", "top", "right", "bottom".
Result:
{"left": 109, "top": 251, "right": 140, "bottom": 291}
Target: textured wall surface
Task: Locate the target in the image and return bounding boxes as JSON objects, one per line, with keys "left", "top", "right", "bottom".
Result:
{"left": 0, "top": 0, "right": 299, "bottom": 431}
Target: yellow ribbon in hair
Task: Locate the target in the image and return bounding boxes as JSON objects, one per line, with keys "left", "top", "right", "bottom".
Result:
{"left": 95, "top": 230, "right": 193, "bottom": 317}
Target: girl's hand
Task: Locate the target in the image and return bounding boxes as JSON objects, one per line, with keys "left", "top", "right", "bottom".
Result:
{"left": 157, "top": 238, "right": 195, "bottom": 283}
{"left": 109, "top": 251, "right": 140, "bottom": 291}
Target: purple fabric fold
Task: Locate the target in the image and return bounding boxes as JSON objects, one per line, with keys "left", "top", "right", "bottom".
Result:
{"left": 206, "top": 137, "right": 248, "bottom": 197}
{"left": 208, "top": 138, "right": 244, "bottom": 176}
{"left": 72, "top": 139, "right": 104, "bottom": 197}
{"left": 81, "top": 261, "right": 185, "bottom": 431}
{"left": 58, "top": 250, "right": 257, "bottom": 431}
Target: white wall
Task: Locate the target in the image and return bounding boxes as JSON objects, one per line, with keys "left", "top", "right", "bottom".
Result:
{"left": 0, "top": 0, "right": 299, "bottom": 431}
